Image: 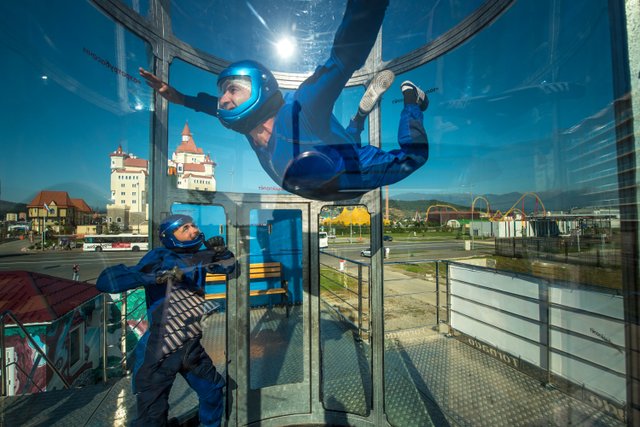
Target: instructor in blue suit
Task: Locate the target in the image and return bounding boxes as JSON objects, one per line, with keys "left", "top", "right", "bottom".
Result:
{"left": 97, "top": 214, "right": 235, "bottom": 427}
{"left": 141, "top": 0, "right": 429, "bottom": 200}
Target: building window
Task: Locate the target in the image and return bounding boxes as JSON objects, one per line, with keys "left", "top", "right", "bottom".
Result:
{"left": 121, "top": 192, "right": 126, "bottom": 196}
{"left": 69, "top": 324, "right": 84, "bottom": 372}
{"left": 116, "top": 217, "right": 122, "bottom": 223}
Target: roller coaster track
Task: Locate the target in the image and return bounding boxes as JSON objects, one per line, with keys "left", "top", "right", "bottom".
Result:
{"left": 489, "top": 192, "right": 546, "bottom": 221}
{"left": 425, "top": 204, "right": 459, "bottom": 222}
{"left": 471, "top": 196, "right": 491, "bottom": 219}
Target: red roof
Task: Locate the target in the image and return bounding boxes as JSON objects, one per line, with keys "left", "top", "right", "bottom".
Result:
{"left": 183, "top": 163, "right": 205, "bottom": 172}
{"left": 176, "top": 122, "right": 204, "bottom": 154}
{"left": 124, "top": 157, "right": 148, "bottom": 168}
{"left": 0, "top": 271, "right": 101, "bottom": 324}
{"left": 28, "top": 190, "right": 75, "bottom": 208}
{"left": 71, "top": 198, "right": 92, "bottom": 213}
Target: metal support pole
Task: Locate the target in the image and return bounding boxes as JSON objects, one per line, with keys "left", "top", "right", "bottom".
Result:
{"left": 102, "top": 295, "right": 108, "bottom": 382}
{"left": 435, "top": 262, "right": 440, "bottom": 325}
{"left": 539, "top": 283, "right": 551, "bottom": 386}
{"left": 357, "top": 264, "right": 363, "bottom": 339}
{"left": 121, "top": 292, "right": 128, "bottom": 373}
{"left": 1, "top": 320, "right": 6, "bottom": 396}
{"left": 446, "top": 262, "right": 451, "bottom": 326}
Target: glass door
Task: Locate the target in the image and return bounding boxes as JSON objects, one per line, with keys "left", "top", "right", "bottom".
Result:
{"left": 233, "top": 202, "right": 310, "bottom": 425}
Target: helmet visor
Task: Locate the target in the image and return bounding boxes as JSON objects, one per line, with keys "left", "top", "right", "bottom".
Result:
{"left": 217, "top": 76, "right": 252, "bottom": 111}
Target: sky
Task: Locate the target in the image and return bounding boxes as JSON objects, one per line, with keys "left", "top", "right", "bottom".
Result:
{"left": 0, "top": 0, "right": 619, "bottom": 211}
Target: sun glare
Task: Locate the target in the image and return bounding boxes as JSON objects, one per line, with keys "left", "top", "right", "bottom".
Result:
{"left": 275, "top": 37, "right": 296, "bottom": 59}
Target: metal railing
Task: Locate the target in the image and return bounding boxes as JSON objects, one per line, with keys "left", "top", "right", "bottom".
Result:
{"left": 320, "top": 252, "right": 370, "bottom": 340}
{"left": 319, "top": 252, "right": 451, "bottom": 340}
{"left": 381, "top": 259, "right": 449, "bottom": 335}
{"left": 447, "top": 261, "right": 626, "bottom": 421}
{"left": 101, "top": 290, "right": 147, "bottom": 381}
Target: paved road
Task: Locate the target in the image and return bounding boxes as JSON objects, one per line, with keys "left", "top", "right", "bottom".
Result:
{"left": 0, "top": 237, "right": 493, "bottom": 285}
{"left": 322, "top": 239, "right": 494, "bottom": 262}
{"left": 0, "top": 246, "right": 144, "bottom": 283}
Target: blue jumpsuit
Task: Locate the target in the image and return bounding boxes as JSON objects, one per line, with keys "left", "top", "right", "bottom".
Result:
{"left": 185, "top": 0, "right": 427, "bottom": 201}
{"left": 97, "top": 247, "right": 234, "bottom": 427}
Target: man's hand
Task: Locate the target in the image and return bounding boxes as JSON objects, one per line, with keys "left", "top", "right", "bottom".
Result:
{"left": 139, "top": 67, "right": 186, "bottom": 105}
{"left": 204, "top": 236, "right": 227, "bottom": 254}
{"left": 155, "top": 266, "right": 184, "bottom": 284}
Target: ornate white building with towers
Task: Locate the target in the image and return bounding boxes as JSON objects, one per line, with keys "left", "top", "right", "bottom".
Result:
{"left": 106, "top": 122, "right": 216, "bottom": 233}
{"left": 168, "top": 123, "right": 216, "bottom": 192}
{"left": 107, "top": 145, "right": 149, "bottom": 233}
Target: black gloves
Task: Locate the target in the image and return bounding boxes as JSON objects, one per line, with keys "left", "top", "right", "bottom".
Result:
{"left": 204, "top": 236, "right": 227, "bottom": 255}
{"left": 155, "top": 266, "right": 184, "bottom": 284}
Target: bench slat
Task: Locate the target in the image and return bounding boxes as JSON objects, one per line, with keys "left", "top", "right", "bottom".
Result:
{"left": 204, "top": 287, "right": 287, "bottom": 301}
{"left": 204, "top": 261, "right": 289, "bottom": 317}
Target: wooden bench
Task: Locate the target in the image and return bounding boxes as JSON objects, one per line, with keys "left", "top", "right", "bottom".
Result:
{"left": 205, "top": 262, "right": 289, "bottom": 317}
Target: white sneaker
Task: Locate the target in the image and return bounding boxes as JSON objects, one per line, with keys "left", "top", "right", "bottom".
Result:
{"left": 401, "top": 80, "right": 429, "bottom": 111}
{"left": 359, "top": 70, "right": 395, "bottom": 114}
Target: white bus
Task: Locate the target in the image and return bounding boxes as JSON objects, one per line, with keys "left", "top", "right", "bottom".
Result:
{"left": 83, "top": 234, "right": 149, "bottom": 252}
{"left": 319, "top": 232, "right": 329, "bottom": 249}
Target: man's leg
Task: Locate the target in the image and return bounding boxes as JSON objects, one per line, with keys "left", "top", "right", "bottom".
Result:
{"left": 182, "top": 340, "right": 225, "bottom": 427}
{"left": 344, "top": 81, "right": 429, "bottom": 190}
{"left": 295, "top": 0, "right": 389, "bottom": 126}
{"left": 132, "top": 354, "right": 180, "bottom": 426}
{"left": 398, "top": 81, "right": 429, "bottom": 148}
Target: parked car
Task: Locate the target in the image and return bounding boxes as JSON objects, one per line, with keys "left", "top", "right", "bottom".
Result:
{"left": 383, "top": 235, "right": 393, "bottom": 241}
{"left": 361, "top": 248, "right": 372, "bottom": 257}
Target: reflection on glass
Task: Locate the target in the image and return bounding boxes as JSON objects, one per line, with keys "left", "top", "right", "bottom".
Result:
{"left": 169, "top": 0, "right": 343, "bottom": 73}
{"left": 0, "top": 0, "right": 152, "bottom": 254}
{"left": 0, "top": 0, "right": 152, "bottom": 418}
{"left": 158, "top": 2, "right": 430, "bottom": 201}
{"left": 168, "top": 59, "right": 281, "bottom": 195}
{"left": 382, "top": 1, "right": 627, "bottom": 426}
{"left": 382, "top": 0, "right": 485, "bottom": 60}
{"left": 121, "top": 0, "right": 149, "bottom": 17}
{"left": 173, "top": 203, "right": 229, "bottom": 370}
{"left": 249, "top": 209, "right": 303, "bottom": 389}
{"left": 320, "top": 205, "right": 372, "bottom": 416}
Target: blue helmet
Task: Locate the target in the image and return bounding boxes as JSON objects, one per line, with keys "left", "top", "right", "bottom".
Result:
{"left": 216, "top": 60, "right": 283, "bottom": 133}
{"left": 159, "top": 214, "right": 204, "bottom": 250}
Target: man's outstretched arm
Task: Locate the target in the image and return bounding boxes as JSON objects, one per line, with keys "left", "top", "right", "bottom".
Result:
{"left": 139, "top": 67, "right": 218, "bottom": 117}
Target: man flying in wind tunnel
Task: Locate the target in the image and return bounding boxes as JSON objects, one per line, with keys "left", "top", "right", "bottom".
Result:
{"left": 140, "top": 0, "right": 429, "bottom": 201}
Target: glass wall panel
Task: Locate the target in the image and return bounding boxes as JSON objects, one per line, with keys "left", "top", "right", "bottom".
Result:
{"left": 168, "top": 59, "right": 293, "bottom": 195}
{"left": 320, "top": 205, "right": 372, "bottom": 416}
{"left": 248, "top": 208, "right": 303, "bottom": 389}
{"left": 0, "top": 0, "right": 152, "bottom": 267}
{"left": 382, "top": 0, "right": 485, "bottom": 61}
{"left": 0, "top": 0, "right": 152, "bottom": 408}
{"left": 169, "top": 0, "right": 345, "bottom": 73}
{"left": 382, "top": 1, "right": 626, "bottom": 425}
{"left": 172, "top": 203, "right": 228, "bottom": 370}
{"left": 120, "top": 0, "right": 149, "bottom": 17}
